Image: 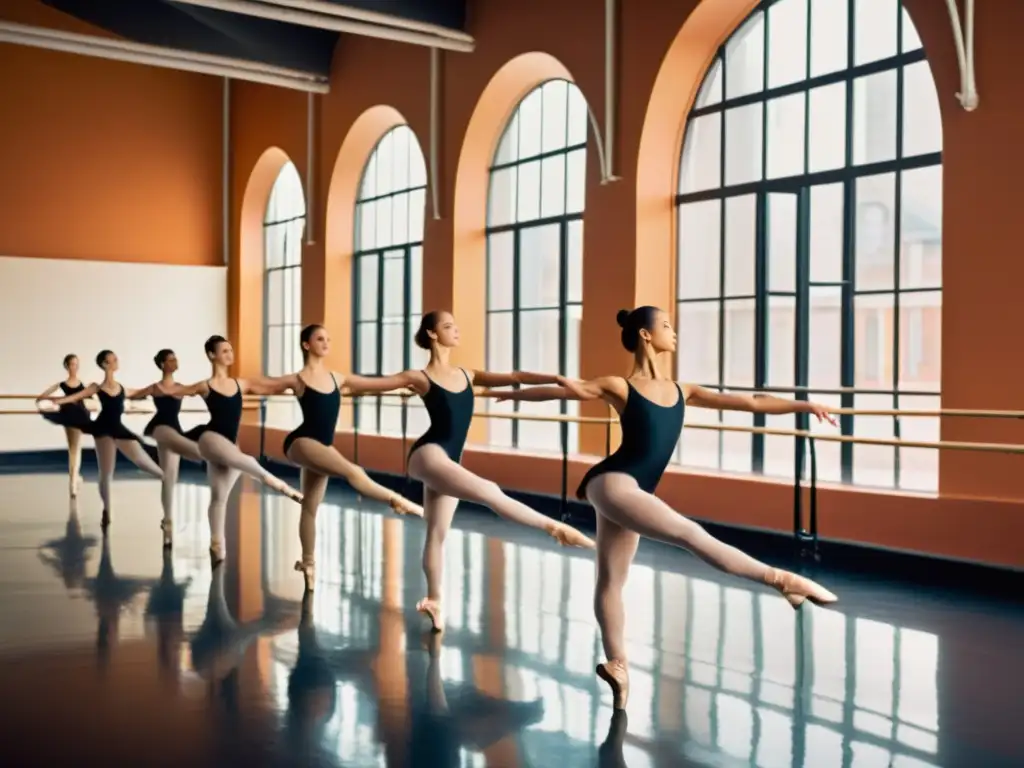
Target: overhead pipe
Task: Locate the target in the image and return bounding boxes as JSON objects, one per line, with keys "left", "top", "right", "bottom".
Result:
{"left": 0, "top": 21, "right": 328, "bottom": 92}
{"left": 172, "top": 0, "right": 474, "bottom": 53}
{"left": 429, "top": 47, "right": 441, "bottom": 220}
{"left": 603, "top": 0, "right": 620, "bottom": 182}
{"left": 944, "top": 0, "right": 978, "bottom": 110}
{"left": 265, "top": 0, "right": 474, "bottom": 43}
{"left": 305, "top": 91, "right": 316, "bottom": 245}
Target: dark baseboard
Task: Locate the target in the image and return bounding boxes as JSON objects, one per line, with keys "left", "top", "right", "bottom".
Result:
{"left": 3, "top": 450, "right": 1021, "bottom": 599}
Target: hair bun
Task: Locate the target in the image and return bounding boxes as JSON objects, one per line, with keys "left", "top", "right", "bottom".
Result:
{"left": 616, "top": 309, "right": 631, "bottom": 328}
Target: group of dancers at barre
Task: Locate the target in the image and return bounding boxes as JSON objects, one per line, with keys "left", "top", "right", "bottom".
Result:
{"left": 37, "top": 305, "right": 839, "bottom": 711}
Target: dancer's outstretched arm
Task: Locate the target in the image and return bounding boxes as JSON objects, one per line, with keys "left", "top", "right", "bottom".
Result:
{"left": 127, "top": 383, "right": 157, "bottom": 401}
{"left": 240, "top": 375, "right": 297, "bottom": 397}
{"left": 46, "top": 383, "right": 100, "bottom": 407}
{"left": 36, "top": 383, "right": 60, "bottom": 402}
{"left": 340, "top": 370, "right": 429, "bottom": 396}
{"left": 482, "top": 377, "right": 623, "bottom": 403}
{"left": 169, "top": 380, "right": 209, "bottom": 398}
{"left": 679, "top": 386, "right": 836, "bottom": 424}
{"left": 471, "top": 368, "right": 574, "bottom": 388}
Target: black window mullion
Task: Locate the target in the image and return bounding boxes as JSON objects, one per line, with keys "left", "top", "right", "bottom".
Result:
{"left": 839, "top": 0, "right": 858, "bottom": 483}
{"left": 892, "top": 5, "right": 906, "bottom": 489}
{"left": 511, "top": 228, "right": 521, "bottom": 448}
{"left": 752, "top": 193, "right": 767, "bottom": 474}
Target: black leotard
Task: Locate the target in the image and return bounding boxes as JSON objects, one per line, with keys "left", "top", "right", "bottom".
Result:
{"left": 408, "top": 369, "right": 474, "bottom": 462}
{"left": 283, "top": 374, "right": 341, "bottom": 454}
{"left": 576, "top": 379, "right": 685, "bottom": 499}
{"left": 90, "top": 386, "right": 143, "bottom": 442}
{"left": 144, "top": 390, "right": 183, "bottom": 437}
{"left": 190, "top": 380, "right": 243, "bottom": 443}
{"left": 42, "top": 382, "right": 94, "bottom": 431}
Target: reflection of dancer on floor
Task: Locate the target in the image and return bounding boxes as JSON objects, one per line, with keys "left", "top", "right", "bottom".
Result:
{"left": 146, "top": 548, "right": 192, "bottom": 682}
{"left": 85, "top": 532, "right": 158, "bottom": 669}
{"left": 279, "top": 324, "right": 424, "bottom": 591}
{"left": 175, "top": 335, "right": 302, "bottom": 563}
{"left": 485, "top": 306, "right": 839, "bottom": 710}
{"left": 409, "top": 632, "right": 544, "bottom": 767}
{"left": 42, "top": 350, "right": 164, "bottom": 529}
{"left": 130, "top": 349, "right": 204, "bottom": 548}
{"left": 355, "top": 311, "right": 594, "bottom": 632}
{"left": 189, "top": 561, "right": 289, "bottom": 683}
{"left": 38, "top": 498, "right": 99, "bottom": 590}
{"left": 36, "top": 354, "right": 95, "bottom": 497}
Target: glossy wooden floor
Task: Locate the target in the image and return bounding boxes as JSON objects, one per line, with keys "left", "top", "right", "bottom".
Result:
{"left": 0, "top": 468, "right": 1021, "bottom": 767}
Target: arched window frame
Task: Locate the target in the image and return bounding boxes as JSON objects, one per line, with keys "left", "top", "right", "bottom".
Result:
{"left": 674, "top": 0, "right": 942, "bottom": 491}
{"left": 485, "top": 78, "right": 589, "bottom": 451}
{"left": 352, "top": 125, "right": 428, "bottom": 436}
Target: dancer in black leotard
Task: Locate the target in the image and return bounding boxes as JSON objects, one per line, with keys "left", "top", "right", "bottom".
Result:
{"left": 36, "top": 354, "right": 94, "bottom": 497}
{"left": 174, "top": 335, "right": 302, "bottom": 564}
{"left": 276, "top": 324, "right": 423, "bottom": 591}
{"left": 485, "top": 306, "right": 839, "bottom": 710}
{"left": 351, "top": 310, "right": 594, "bottom": 633}
{"left": 130, "top": 349, "right": 204, "bottom": 548}
{"left": 42, "top": 350, "right": 164, "bottom": 529}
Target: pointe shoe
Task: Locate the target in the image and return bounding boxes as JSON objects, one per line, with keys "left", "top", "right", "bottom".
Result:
{"left": 416, "top": 598, "right": 445, "bottom": 633}
{"left": 765, "top": 568, "right": 838, "bottom": 609}
{"left": 294, "top": 560, "right": 315, "bottom": 592}
{"left": 209, "top": 538, "right": 225, "bottom": 566}
{"left": 268, "top": 477, "right": 303, "bottom": 503}
{"left": 548, "top": 522, "right": 596, "bottom": 549}
{"left": 160, "top": 519, "right": 173, "bottom": 549}
{"left": 596, "top": 660, "right": 630, "bottom": 710}
{"left": 70, "top": 475, "right": 81, "bottom": 498}
{"left": 389, "top": 496, "right": 424, "bottom": 517}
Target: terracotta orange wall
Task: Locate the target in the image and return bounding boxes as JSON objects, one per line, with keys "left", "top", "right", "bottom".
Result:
{"left": 227, "top": 0, "right": 1024, "bottom": 569}
{"left": 0, "top": 0, "right": 223, "bottom": 266}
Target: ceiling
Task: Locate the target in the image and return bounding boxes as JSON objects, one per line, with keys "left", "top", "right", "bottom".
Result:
{"left": 40, "top": 0, "right": 469, "bottom": 77}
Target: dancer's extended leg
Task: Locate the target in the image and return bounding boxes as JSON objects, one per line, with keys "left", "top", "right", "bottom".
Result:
{"left": 156, "top": 444, "right": 180, "bottom": 547}
{"left": 287, "top": 438, "right": 421, "bottom": 516}
{"left": 152, "top": 426, "right": 203, "bottom": 463}
{"left": 295, "top": 468, "right": 329, "bottom": 591}
{"left": 198, "top": 432, "right": 301, "bottom": 502}
{"left": 95, "top": 436, "right": 117, "bottom": 528}
{"left": 416, "top": 485, "right": 458, "bottom": 632}
{"left": 407, "top": 445, "right": 593, "bottom": 549}
{"left": 64, "top": 427, "right": 82, "bottom": 497}
{"left": 114, "top": 439, "right": 163, "bottom": 479}
{"left": 585, "top": 473, "right": 836, "bottom": 606}
{"left": 206, "top": 462, "right": 241, "bottom": 563}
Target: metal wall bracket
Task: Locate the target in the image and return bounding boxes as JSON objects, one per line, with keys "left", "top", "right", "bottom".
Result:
{"left": 944, "top": 0, "right": 978, "bottom": 111}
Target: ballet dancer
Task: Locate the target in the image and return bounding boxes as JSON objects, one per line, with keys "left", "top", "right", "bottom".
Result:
{"left": 36, "top": 354, "right": 95, "bottom": 497}
{"left": 351, "top": 310, "right": 594, "bottom": 633}
{"left": 279, "top": 324, "right": 423, "bottom": 592}
{"left": 129, "top": 349, "right": 205, "bottom": 548}
{"left": 174, "top": 334, "right": 302, "bottom": 563}
{"left": 42, "top": 350, "right": 164, "bottom": 529}
{"left": 485, "top": 306, "right": 839, "bottom": 710}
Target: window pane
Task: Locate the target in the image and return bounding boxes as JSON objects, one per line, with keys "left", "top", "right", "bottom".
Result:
{"left": 811, "top": 0, "right": 848, "bottom": 77}
{"left": 766, "top": 295, "right": 795, "bottom": 387}
{"left": 678, "top": 199, "right": 722, "bottom": 300}
{"left": 266, "top": 324, "right": 283, "bottom": 376}
{"left": 809, "top": 183, "right": 844, "bottom": 284}
{"left": 567, "top": 220, "right": 583, "bottom": 304}
{"left": 809, "top": 287, "right": 842, "bottom": 389}
{"left": 680, "top": 113, "right": 722, "bottom": 194}
{"left": 382, "top": 320, "right": 405, "bottom": 374}
{"left": 541, "top": 79, "right": 569, "bottom": 152}
{"left": 567, "top": 84, "right": 588, "bottom": 146}
{"left": 853, "top": 293, "right": 893, "bottom": 388}
{"left": 487, "top": 231, "right": 514, "bottom": 311}
{"left": 903, "top": 61, "right": 942, "bottom": 158}
{"left": 899, "top": 166, "right": 942, "bottom": 290}
{"left": 392, "top": 126, "right": 410, "bottom": 190}
{"left": 375, "top": 196, "right": 393, "bottom": 248}
{"left": 516, "top": 160, "right": 541, "bottom": 222}
{"left": 357, "top": 254, "right": 379, "bottom": 321}
{"left": 382, "top": 253, "right": 404, "bottom": 320}
{"left": 852, "top": 393, "right": 895, "bottom": 487}
{"left": 808, "top": 83, "right": 847, "bottom": 173}
{"left": 767, "top": 0, "right": 807, "bottom": 89}
{"left": 725, "top": 103, "right": 764, "bottom": 186}
{"left": 855, "top": 173, "right": 896, "bottom": 291}
{"left": 517, "top": 87, "right": 543, "bottom": 158}
{"left": 488, "top": 167, "right": 517, "bottom": 227}
{"left": 565, "top": 303, "right": 582, "bottom": 379}
{"left": 358, "top": 323, "right": 378, "bottom": 375}
{"left": 854, "top": 0, "right": 898, "bottom": 66}
{"left": 565, "top": 149, "right": 586, "bottom": 214}
{"left": 696, "top": 58, "right": 723, "bottom": 108}
{"left": 358, "top": 200, "right": 377, "bottom": 250}
{"left": 853, "top": 70, "right": 898, "bottom": 166}
{"left": 487, "top": 312, "right": 514, "bottom": 371}
{"left": 899, "top": 292, "right": 940, "bottom": 392}
{"left": 723, "top": 299, "right": 755, "bottom": 387}
{"left": 901, "top": 10, "right": 923, "bottom": 53}
{"left": 494, "top": 116, "right": 519, "bottom": 165}
{"left": 408, "top": 188, "right": 426, "bottom": 241}
{"left": 898, "top": 395, "right": 939, "bottom": 492}
{"left": 409, "top": 246, "right": 423, "bottom": 316}
{"left": 677, "top": 301, "right": 719, "bottom": 384}
{"left": 725, "top": 12, "right": 764, "bottom": 99}
{"left": 540, "top": 154, "right": 567, "bottom": 218}
{"left": 767, "top": 94, "right": 805, "bottom": 180}
{"left": 724, "top": 195, "right": 756, "bottom": 296}
{"left": 767, "top": 193, "right": 796, "bottom": 293}
{"left": 266, "top": 269, "right": 284, "bottom": 324}
{"left": 392, "top": 191, "right": 409, "bottom": 245}
{"left": 519, "top": 225, "right": 561, "bottom": 309}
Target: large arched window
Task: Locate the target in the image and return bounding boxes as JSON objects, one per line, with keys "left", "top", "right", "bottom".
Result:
{"left": 675, "top": 0, "right": 941, "bottom": 491}
{"left": 263, "top": 161, "right": 305, "bottom": 427}
{"left": 486, "top": 79, "right": 588, "bottom": 451}
{"left": 353, "top": 125, "right": 428, "bottom": 436}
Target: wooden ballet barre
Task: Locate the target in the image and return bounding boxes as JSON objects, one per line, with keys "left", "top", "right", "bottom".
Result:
{"left": 0, "top": 405, "right": 259, "bottom": 415}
